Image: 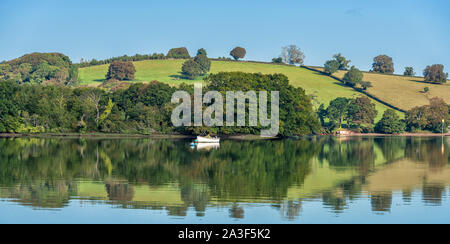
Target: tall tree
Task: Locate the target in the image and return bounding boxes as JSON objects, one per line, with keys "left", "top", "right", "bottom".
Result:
{"left": 324, "top": 60, "right": 340, "bottom": 75}
{"left": 167, "top": 47, "right": 190, "bottom": 59}
{"left": 106, "top": 61, "right": 136, "bottom": 81}
{"left": 182, "top": 59, "right": 202, "bottom": 79}
{"left": 347, "top": 96, "right": 378, "bottom": 127}
{"left": 281, "top": 45, "right": 305, "bottom": 65}
{"left": 423, "top": 64, "right": 448, "bottom": 83}
{"left": 326, "top": 97, "right": 350, "bottom": 128}
{"left": 333, "top": 53, "right": 351, "bottom": 70}
{"left": 230, "top": 47, "right": 246, "bottom": 60}
{"left": 372, "top": 55, "right": 394, "bottom": 74}
{"left": 194, "top": 54, "right": 211, "bottom": 75}
{"left": 375, "top": 109, "right": 405, "bottom": 134}
{"left": 343, "top": 66, "right": 363, "bottom": 87}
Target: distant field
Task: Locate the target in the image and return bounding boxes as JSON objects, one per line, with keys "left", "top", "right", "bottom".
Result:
{"left": 310, "top": 67, "right": 450, "bottom": 111}
{"left": 79, "top": 60, "right": 398, "bottom": 121}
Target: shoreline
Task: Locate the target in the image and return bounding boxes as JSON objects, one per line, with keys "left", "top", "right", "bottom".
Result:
{"left": 0, "top": 133, "right": 192, "bottom": 139}
{"left": 334, "top": 132, "right": 450, "bottom": 137}
{"left": 1, "top": 132, "right": 449, "bottom": 139}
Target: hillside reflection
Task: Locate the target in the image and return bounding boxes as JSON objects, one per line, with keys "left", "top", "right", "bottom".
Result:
{"left": 0, "top": 137, "right": 449, "bottom": 219}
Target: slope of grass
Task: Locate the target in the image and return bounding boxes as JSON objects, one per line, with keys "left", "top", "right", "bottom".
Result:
{"left": 79, "top": 60, "right": 396, "bottom": 121}
{"left": 310, "top": 67, "right": 450, "bottom": 111}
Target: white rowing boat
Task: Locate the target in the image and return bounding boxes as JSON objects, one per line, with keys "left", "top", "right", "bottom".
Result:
{"left": 196, "top": 136, "right": 220, "bottom": 143}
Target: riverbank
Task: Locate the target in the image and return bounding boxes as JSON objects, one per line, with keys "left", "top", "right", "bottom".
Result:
{"left": 0, "top": 133, "right": 277, "bottom": 140}
{"left": 1, "top": 132, "right": 449, "bottom": 139}
{"left": 334, "top": 132, "right": 450, "bottom": 137}
{"left": 0, "top": 133, "right": 192, "bottom": 139}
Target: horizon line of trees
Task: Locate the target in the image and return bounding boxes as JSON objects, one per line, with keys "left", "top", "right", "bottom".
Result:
{"left": 318, "top": 95, "right": 449, "bottom": 134}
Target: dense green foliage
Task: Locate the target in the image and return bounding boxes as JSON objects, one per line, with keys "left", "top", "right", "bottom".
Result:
{"left": 423, "top": 64, "right": 448, "bottom": 83}
{"left": 319, "top": 96, "right": 379, "bottom": 132}
{"left": 193, "top": 54, "right": 211, "bottom": 74}
{"left": 167, "top": 47, "right": 190, "bottom": 59}
{"left": 325, "top": 97, "right": 349, "bottom": 128}
{"left": 0, "top": 70, "right": 324, "bottom": 136}
{"left": 181, "top": 51, "right": 211, "bottom": 79}
{"left": 324, "top": 60, "right": 340, "bottom": 75}
{"left": 0, "top": 81, "right": 20, "bottom": 132}
{"left": 0, "top": 81, "right": 175, "bottom": 134}
{"left": 78, "top": 53, "right": 166, "bottom": 68}
{"left": 372, "top": 55, "right": 394, "bottom": 74}
{"left": 405, "top": 97, "right": 448, "bottom": 132}
{"left": 347, "top": 96, "right": 378, "bottom": 129}
{"left": 0, "top": 53, "right": 78, "bottom": 85}
{"left": 272, "top": 57, "right": 283, "bottom": 64}
{"left": 181, "top": 59, "right": 203, "bottom": 79}
{"left": 375, "top": 109, "right": 405, "bottom": 134}
{"left": 204, "top": 72, "right": 322, "bottom": 136}
{"left": 230, "top": 47, "right": 246, "bottom": 60}
{"left": 106, "top": 61, "right": 136, "bottom": 81}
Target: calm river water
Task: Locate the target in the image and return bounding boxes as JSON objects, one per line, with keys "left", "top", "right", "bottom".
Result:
{"left": 0, "top": 136, "right": 449, "bottom": 223}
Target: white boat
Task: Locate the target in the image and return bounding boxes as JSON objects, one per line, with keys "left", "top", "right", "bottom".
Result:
{"left": 196, "top": 136, "right": 220, "bottom": 143}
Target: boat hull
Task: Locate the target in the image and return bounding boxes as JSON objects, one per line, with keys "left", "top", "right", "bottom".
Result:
{"left": 196, "top": 136, "right": 220, "bottom": 143}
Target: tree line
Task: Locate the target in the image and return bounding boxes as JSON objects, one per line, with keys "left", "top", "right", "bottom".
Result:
{"left": 0, "top": 71, "right": 322, "bottom": 136}
{"left": 319, "top": 95, "right": 449, "bottom": 134}
{"left": 323, "top": 53, "right": 448, "bottom": 86}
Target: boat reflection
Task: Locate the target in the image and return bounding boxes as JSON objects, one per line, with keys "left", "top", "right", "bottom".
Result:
{"left": 195, "top": 142, "right": 220, "bottom": 151}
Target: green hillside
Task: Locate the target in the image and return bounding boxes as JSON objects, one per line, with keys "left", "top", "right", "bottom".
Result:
{"left": 310, "top": 67, "right": 450, "bottom": 111}
{"left": 79, "top": 59, "right": 397, "bottom": 121}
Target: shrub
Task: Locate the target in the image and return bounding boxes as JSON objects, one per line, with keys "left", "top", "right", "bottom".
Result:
{"left": 343, "top": 66, "right": 363, "bottom": 87}
{"left": 230, "top": 47, "right": 246, "bottom": 60}
{"left": 194, "top": 54, "right": 211, "bottom": 75}
{"left": 167, "top": 47, "right": 190, "bottom": 59}
{"left": 106, "top": 61, "right": 136, "bottom": 81}
{"left": 404, "top": 67, "right": 415, "bottom": 76}
{"left": 182, "top": 59, "right": 202, "bottom": 79}
{"left": 372, "top": 55, "right": 394, "bottom": 74}
{"left": 405, "top": 97, "right": 448, "bottom": 132}
{"left": 272, "top": 57, "right": 283, "bottom": 64}
{"left": 360, "top": 81, "right": 373, "bottom": 90}
{"left": 423, "top": 64, "right": 448, "bottom": 83}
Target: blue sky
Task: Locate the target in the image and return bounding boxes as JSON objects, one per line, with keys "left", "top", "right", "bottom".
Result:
{"left": 0, "top": 0, "right": 449, "bottom": 74}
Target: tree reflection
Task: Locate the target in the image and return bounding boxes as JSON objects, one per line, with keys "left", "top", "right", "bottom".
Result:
{"left": 105, "top": 181, "right": 135, "bottom": 203}
{"left": 229, "top": 203, "right": 245, "bottom": 219}
{"left": 422, "top": 184, "right": 446, "bottom": 205}
{"left": 371, "top": 192, "right": 393, "bottom": 212}
{"left": 0, "top": 137, "right": 448, "bottom": 218}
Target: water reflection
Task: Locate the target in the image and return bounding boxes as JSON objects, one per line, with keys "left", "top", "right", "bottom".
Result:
{"left": 0, "top": 136, "right": 449, "bottom": 222}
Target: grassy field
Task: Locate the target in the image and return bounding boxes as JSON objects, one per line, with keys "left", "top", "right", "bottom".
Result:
{"left": 78, "top": 60, "right": 398, "bottom": 121}
{"left": 310, "top": 67, "right": 450, "bottom": 111}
